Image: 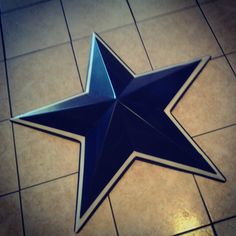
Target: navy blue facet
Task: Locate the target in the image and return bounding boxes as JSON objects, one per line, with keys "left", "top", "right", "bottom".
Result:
{"left": 95, "top": 39, "right": 133, "bottom": 97}
{"left": 22, "top": 95, "right": 115, "bottom": 136}
{"left": 81, "top": 102, "right": 134, "bottom": 216}
{"left": 120, "top": 60, "right": 200, "bottom": 109}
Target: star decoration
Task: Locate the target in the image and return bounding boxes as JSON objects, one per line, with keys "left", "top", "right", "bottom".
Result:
{"left": 12, "top": 33, "right": 224, "bottom": 232}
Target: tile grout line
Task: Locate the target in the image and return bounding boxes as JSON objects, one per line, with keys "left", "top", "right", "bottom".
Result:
{"left": 192, "top": 123, "right": 236, "bottom": 138}
{"left": 0, "top": 25, "right": 12, "bottom": 116}
{"left": 0, "top": 0, "right": 52, "bottom": 14}
{"left": 225, "top": 50, "right": 236, "bottom": 57}
{"left": 108, "top": 195, "right": 120, "bottom": 236}
{"left": 59, "top": 0, "right": 84, "bottom": 92}
{"left": 21, "top": 171, "right": 78, "bottom": 191}
{"left": 196, "top": 0, "right": 236, "bottom": 78}
{"left": 172, "top": 222, "right": 212, "bottom": 235}
{"left": 135, "top": 4, "right": 197, "bottom": 25}
{"left": 10, "top": 126, "right": 27, "bottom": 236}
{"left": 214, "top": 215, "right": 236, "bottom": 225}
{"left": 6, "top": 40, "right": 70, "bottom": 62}
{"left": 193, "top": 175, "right": 218, "bottom": 236}
{"left": 0, "top": 171, "right": 78, "bottom": 200}
{"left": 0, "top": 118, "right": 10, "bottom": 123}
{"left": 0, "top": 13, "right": 26, "bottom": 236}
{"left": 125, "top": 0, "right": 154, "bottom": 70}
{"left": 0, "top": 190, "right": 19, "bottom": 199}
{"left": 211, "top": 54, "right": 226, "bottom": 61}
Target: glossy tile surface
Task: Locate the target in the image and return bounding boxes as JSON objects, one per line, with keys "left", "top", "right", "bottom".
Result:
{"left": 215, "top": 217, "right": 236, "bottom": 236}
{"left": 110, "top": 161, "right": 209, "bottom": 236}
{"left": 2, "top": 0, "right": 69, "bottom": 58}
{"left": 0, "top": 62, "right": 10, "bottom": 121}
{"left": 201, "top": 0, "right": 236, "bottom": 54}
{"left": 14, "top": 123, "right": 80, "bottom": 188}
{"left": 129, "top": 0, "right": 196, "bottom": 21}
{"left": 195, "top": 126, "right": 236, "bottom": 221}
{"left": 79, "top": 197, "right": 117, "bottom": 236}
{"left": 138, "top": 7, "right": 221, "bottom": 68}
{"left": 0, "top": 193, "right": 23, "bottom": 236}
{"left": 62, "top": 0, "right": 133, "bottom": 39}
{"left": 181, "top": 226, "right": 214, "bottom": 236}
{"left": 0, "top": 122, "right": 18, "bottom": 195}
{"left": 21, "top": 174, "right": 116, "bottom": 236}
{"left": 173, "top": 57, "right": 236, "bottom": 136}
{"left": 7, "top": 43, "right": 82, "bottom": 116}
{"left": 22, "top": 174, "right": 77, "bottom": 235}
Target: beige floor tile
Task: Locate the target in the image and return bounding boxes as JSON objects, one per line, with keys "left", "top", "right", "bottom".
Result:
{"left": 0, "top": 193, "right": 23, "bottom": 236}
{"left": 181, "top": 226, "right": 214, "bottom": 236}
{"left": 2, "top": 0, "right": 69, "bottom": 58}
{"left": 173, "top": 57, "right": 236, "bottom": 136}
{"left": 110, "top": 161, "right": 210, "bottom": 236}
{"left": 195, "top": 125, "right": 236, "bottom": 221}
{"left": 14, "top": 123, "right": 80, "bottom": 188}
{"left": 72, "top": 38, "right": 90, "bottom": 88}
{"left": 201, "top": 0, "right": 236, "bottom": 54}
{"left": 0, "top": 121, "right": 18, "bottom": 195}
{"left": 79, "top": 197, "right": 117, "bottom": 236}
{"left": 215, "top": 218, "right": 236, "bottom": 236}
{"left": 129, "top": 0, "right": 195, "bottom": 22}
{"left": 22, "top": 174, "right": 77, "bottom": 236}
{"left": 0, "top": 62, "right": 10, "bottom": 121}
{"left": 7, "top": 43, "right": 82, "bottom": 116}
{"left": 0, "top": 0, "right": 43, "bottom": 12}
{"left": 138, "top": 7, "right": 222, "bottom": 69}
{"left": 21, "top": 174, "right": 116, "bottom": 236}
{"left": 62, "top": 0, "right": 133, "bottom": 40}
{"left": 100, "top": 25, "right": 151, "bottom": 75}
{"left": 227, "top": 53, "right": 236, "bottom": 73}
{"left": 73, "top": 24, "right": 151, "bottom": 88}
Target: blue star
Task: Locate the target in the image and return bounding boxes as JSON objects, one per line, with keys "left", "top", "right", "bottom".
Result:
{"left": 12, "top": 33, "right": 224, "bottom": 232}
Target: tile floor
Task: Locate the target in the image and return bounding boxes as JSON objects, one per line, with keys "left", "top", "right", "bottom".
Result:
{"left": 0, "top": 0, "right": 235, "bottom": 235}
